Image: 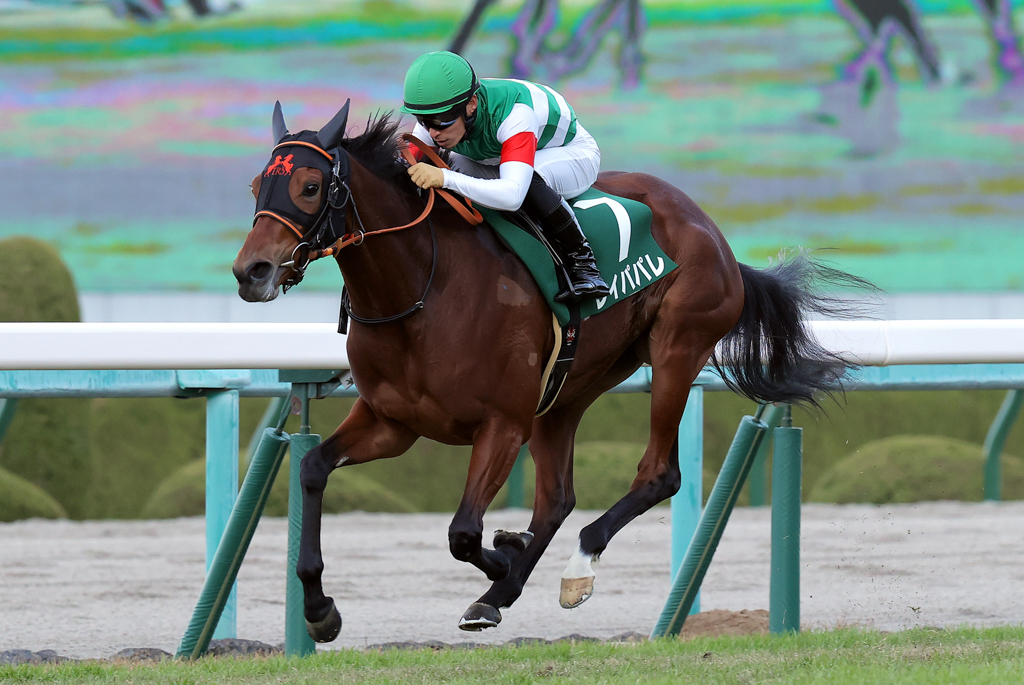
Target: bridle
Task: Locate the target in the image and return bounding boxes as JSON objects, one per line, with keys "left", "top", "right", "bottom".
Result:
{"left": 255, "top": 133, "right": 483, "bottom": 323}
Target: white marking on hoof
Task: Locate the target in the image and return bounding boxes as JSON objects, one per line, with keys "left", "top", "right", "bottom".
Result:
{"left": 459, "top": 602, "right": 501, "bottom": 631}
{"left": 560, "top": 545, "right": 598, "bottom": 609}
{"left": 458, "top": 615, "right": 498, "bottom": 632}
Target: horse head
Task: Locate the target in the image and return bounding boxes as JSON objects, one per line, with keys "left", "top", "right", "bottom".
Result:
{"left": 233, "top": 100, "right": 351, "bottom": 302}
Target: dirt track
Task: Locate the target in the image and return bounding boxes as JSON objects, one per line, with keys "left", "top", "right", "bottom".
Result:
{"left": 2, "top": 502, "right": 1022, "bottom": 660}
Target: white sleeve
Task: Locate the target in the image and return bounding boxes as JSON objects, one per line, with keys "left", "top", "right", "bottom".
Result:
{"left": 441, "top": 161, "right": 533, "bottom": 211}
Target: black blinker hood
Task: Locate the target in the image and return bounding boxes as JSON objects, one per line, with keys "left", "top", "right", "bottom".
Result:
{"left": 254, "top": 130, "right": 350, "bottom": 245}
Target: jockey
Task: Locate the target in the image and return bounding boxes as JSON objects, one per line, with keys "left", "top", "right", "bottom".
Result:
{"left": 401, "top": 51, "right": 610, "bottom": 303}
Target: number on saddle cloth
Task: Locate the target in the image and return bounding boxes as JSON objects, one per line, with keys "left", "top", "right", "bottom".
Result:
{"left": 479, "top": 188, "right": 677, "bottom": 327}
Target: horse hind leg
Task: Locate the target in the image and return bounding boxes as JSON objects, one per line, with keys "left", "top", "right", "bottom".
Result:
{"left": 561, "top": 337, "right": 714, "bottom": 609}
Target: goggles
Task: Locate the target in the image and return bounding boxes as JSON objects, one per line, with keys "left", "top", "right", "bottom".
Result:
{"left": 416, "top": 112, "right": 462, "bottom": 131}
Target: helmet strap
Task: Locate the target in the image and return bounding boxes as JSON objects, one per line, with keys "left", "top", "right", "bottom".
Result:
{"left": 461, "top": 86, "right": 479, "bottom": 134}
{"left": 462, "top": 104, "right": 477, "bottom": 134}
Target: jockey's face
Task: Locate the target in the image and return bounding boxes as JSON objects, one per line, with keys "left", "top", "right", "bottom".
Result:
{"left": 421, "top": 95, "right": 478, "bottom": 150}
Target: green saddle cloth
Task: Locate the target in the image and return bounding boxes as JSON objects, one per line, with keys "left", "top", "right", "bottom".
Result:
{"left": 478, "top": 187, "right": 678, "bottom": 325}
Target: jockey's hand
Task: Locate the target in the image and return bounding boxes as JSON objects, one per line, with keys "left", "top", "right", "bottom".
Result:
{"left": 408, "top": 163, "right": 444, "bottom": 190}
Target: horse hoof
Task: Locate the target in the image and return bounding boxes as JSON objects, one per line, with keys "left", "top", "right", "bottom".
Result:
{"left": 493, "top": 529, "right": 534, "bottom": 552}
{"left": 459, "top": 602, "right": 502, "bottom": 631}
{"left": 305, "top": 602, "right": 342, "bottom": 643}
{"left": 560, "top": 576, "right": 594, "bottom": 609}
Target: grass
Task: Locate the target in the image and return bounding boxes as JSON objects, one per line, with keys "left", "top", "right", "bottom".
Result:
{"left": 3, "top": 627, "right": 1024, "bottom": 684}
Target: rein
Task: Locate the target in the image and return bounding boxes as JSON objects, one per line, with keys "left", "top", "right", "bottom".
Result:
{"left": 301, "top": 134, "right": 483, "bottom": 264}
{"left": 341, "top": 214, "right": 439, "bottom": 326}
{"left": 272, "top": 133, "right": 483, "bottom": 324}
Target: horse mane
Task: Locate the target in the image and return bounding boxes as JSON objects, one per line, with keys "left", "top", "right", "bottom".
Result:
{"left": 341, "top": 111, "right": 450, "bottom": 193}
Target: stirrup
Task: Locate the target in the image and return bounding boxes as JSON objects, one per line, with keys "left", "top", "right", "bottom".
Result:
{"left": 555, "top": 284, "right": 579, "bottom": 304}
{"left": 555, "top": 271, "right": 609, "bottom": 303}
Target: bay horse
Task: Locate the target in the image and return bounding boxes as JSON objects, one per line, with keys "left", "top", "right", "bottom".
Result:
{"left": 233, "top": 101, "right": 866, "bottom": 639}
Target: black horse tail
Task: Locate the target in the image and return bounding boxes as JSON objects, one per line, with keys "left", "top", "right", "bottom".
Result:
{"left": 710, "top": 250, "right": 878, "bottom": 407}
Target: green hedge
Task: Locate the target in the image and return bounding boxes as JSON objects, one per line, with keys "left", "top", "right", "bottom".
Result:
{"left": 85, "top": 395, "right": 277, "bottom": 519}
{"left": 809, "top": 435, "right": 1024, "bottom": 504}
{"left": 87, "top": 397, "right": 207, "bottom": 518}
{"left": 0, "top": 236, "right": 93, "bottom": 518}
{"left": 141, "top": 454, "right": 415, "bottom": 519}
{"left": 0, "top": 465, "right": 68, "bottom": 522}
{"left": 703, "top": 389, "right": 1024, "bottom": 503}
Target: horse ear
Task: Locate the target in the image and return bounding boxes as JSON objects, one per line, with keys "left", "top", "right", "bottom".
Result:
{"left": 272, "top": 101, "right": 289, "bottom": 144}
{"left": 317, "top": 99, "right": 351, "bottom": 150}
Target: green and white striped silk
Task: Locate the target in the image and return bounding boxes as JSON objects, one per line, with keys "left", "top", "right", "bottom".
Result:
{"left": 504, "top": 79, "right": 578, "bottom": 149}
{"left": 451, "top": 78, "right": 580, "bottom": 162}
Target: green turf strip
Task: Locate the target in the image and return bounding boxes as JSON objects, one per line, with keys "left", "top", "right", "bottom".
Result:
{"left": 3, "top": 627, "right": 1024, "bottom": 684}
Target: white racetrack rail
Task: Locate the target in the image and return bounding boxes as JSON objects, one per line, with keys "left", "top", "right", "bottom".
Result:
{"left": 0, "top": 320, "right": 1021, "bottom": 370}
{"left": 808, "top": 319, "right": 1024, "bottom": 366}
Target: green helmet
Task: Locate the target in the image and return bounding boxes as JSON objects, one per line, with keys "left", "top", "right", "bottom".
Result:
{"left": 401, "top": 51, "right": 479, "bottom": 116}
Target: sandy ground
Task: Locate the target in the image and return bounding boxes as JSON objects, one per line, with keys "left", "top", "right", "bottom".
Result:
{"left": 1, "top": 501, "right": 1022, "bottom": 660}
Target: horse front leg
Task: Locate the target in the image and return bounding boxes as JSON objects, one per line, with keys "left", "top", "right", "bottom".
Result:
{"left": 447, "top": 418, "right": 527, "bottom": 629}
{"left": 297, "top": 398, "right": 417, "bottom": 643}
{"left": 463, "top": 405, "right": 580, "bottom": 630}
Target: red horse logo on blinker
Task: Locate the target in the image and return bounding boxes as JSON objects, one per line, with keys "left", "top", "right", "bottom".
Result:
{"left": 265, "top": 154, "right": 295, "bottom": 176}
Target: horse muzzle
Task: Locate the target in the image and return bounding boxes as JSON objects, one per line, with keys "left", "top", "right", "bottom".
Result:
{"left": 233, "top": 259, "right": 282, "bottom": 302}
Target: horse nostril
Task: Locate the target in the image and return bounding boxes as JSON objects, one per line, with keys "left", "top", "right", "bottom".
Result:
{"left": 247, "top": 261, "right": 273, "bottom": 282}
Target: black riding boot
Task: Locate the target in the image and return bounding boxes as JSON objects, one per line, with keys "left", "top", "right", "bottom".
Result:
{"left": 539, "top": 198, "right": 611, "bottom": 303}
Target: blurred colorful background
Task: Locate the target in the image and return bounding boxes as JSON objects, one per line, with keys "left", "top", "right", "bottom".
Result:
{"left": 3, "top": 0, "right": 1024, "bottom": 320}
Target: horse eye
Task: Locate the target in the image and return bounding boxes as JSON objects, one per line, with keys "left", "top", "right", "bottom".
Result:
{"left": 302, "top": 183, "right": 319, "bottom": 197}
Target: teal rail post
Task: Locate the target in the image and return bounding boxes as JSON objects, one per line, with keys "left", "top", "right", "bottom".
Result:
{"left": 243, "top": 396, "right": 288, "bottom": 471}
{"left": 983, "top": 389, "right": 1024, "bottom": 501}
{"left": 747, "top": 433, "right": 771, "bottom": 507}
{"left": 286, "top": 382, "right": 318, "bottom": 657}
{"left": 176, "top": 426, "right": 292, "bottom": 659}
{"left": 769, "top": 405, "right": 802, "bottom": 634}
{"left": 651, "top": 404, "right": 778, "bottom": 638}
{"left": 505, "top": 443, "right": 529, "bottom": 508}
{"left": 670, "top": 385, "right": 704, "bottom": 615}
{"left": 0, "top": 398, "right": 18, "bottom": 445}
{"left": 206, "top": 389, "right": 239, "bottom": 639}
{"left": 748, "top": 405, "right": 788, "bottom": 507}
